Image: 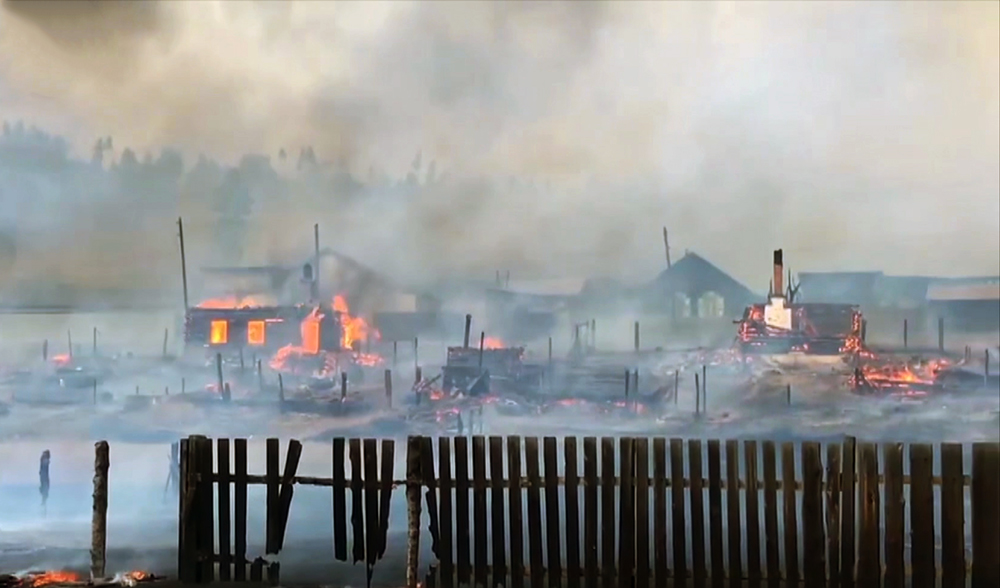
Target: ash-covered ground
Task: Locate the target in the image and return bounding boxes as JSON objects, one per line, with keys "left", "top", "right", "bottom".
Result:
{"left": 0, "top": 313, "right": 997, "bottom": 585}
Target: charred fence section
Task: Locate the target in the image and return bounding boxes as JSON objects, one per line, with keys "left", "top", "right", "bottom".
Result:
{"left": 177, "top": 436, "right": 1000, "bottom": 587}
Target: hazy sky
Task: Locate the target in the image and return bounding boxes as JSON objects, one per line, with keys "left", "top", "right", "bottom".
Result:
{"left": 0, "top": 0, "right": 997, "bottom": 290}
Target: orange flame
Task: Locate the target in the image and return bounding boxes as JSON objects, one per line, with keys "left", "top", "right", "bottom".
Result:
{"left": 333, "top": 294, "right": 379, "bottom": 350}
{"left": 483, "top": 336, "right": 505, "bottom": 349}
{"left": 196, "top": 296, "right": 262, "bottom": 309}
{"left": 51, "top": 353, "right": 71, "bottom": 366}
{"left": 26, "top": 571, "right": 81, "bottom": 587}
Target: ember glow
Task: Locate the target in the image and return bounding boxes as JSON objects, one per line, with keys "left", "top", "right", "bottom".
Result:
{"left": 483, "top": 336, "right": 505, "bottom": 349}
{"left": 50, "top": 354, "right": 71, "bottom": 366}
{"left": 196, "top": 295, "right": 261, "bottom": 309}
{"left": 332, "top": 294, "right": 379, "bottom": 350}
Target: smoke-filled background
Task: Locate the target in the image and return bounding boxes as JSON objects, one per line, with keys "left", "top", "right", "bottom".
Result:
{"left": 0, "top": 0, "right": 997, "bottom": 306}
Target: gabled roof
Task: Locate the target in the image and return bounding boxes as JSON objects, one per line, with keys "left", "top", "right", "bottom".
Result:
{"left": 647, "top": 252, "right": 758, "bottom": 304}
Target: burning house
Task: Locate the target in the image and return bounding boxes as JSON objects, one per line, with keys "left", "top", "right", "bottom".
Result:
{"left": 736, "top": 250, "right": 863, "bottom": 355}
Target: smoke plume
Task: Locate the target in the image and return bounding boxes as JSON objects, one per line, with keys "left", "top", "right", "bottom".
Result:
{"left": 0, "top": 0, "right": 997, "bottom": 291}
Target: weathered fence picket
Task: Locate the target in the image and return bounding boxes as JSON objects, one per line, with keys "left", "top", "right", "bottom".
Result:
{"left": 175, "top": 435, "right": 1000, "bottom": 587}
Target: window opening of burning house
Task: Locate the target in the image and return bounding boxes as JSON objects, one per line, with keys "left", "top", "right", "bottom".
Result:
{"left": 209, "top": 320, "right": 228, "bottom": 345}
{"left": 246, "top": 320, "right": 266, "bottom": 346}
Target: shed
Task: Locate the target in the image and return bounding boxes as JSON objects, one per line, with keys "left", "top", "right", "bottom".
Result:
{"left": 644, "top": 252, "right": 758, "bottom": 318}
{"left": 926, "top": 278, "right": 1000, "bottom": 333}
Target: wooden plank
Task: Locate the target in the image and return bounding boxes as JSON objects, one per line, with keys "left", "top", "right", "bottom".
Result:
{"left": 781, "top": 442, "right": 800, "bottom": 586}
{"left": 490, "top": 436, "right": 508, "bottom": 579}
{"left": 349, "top": 438, "right": 366, "bottom": 564}
{"left": 565, "top": 437, "right": 582, "bottom": 588}
{"left": 454, "top": 436, "right": 471, "bottom": 583}
{"left": 601, "top": 436, "right": 617, "bottom": 588}
{"left": 275, "top": 440, "right": 302, "bottom": 552}
{"left": 882, "top": 443, "right": 904, "bottom": 588}
{"left": 745, "top": 440, "right": 762, "bottom": 587}
{"left": 507, "top": 436, "right": 524, "bottom": 588}
{"left": 525, "top": 437, "right": 544, "bottom": 588}
{"left": 364, "top": 438, "right": 380, "bottom": 567}
{"left": 233, "top": 438, "right": 248, "bottom": 581}
{"left": 266, "top": 438, "right": 280, "bottom": 555}
{"left": 635, "top": 438, "right": 651, "bottom": 588}
{"left": 825, "top": 443, "right": 842, "bottom": 588}
{"left": 544, "top": 437, "right": 563, "bottom": 586}
{"left": 176, "top": 438, "right": 194, "bottom": 583}
{"left": 619, "top": 437, "right": 636, "bottom": 588}
{"left": 801, "top": 442, "right": 825, "bottom": 588}
{"left": 908, "top": 443, "right": 934, "bottom": 588}
{"left": 422, "top": 436, "right": 441, "bottom": 561}
{"left": 725, "top": 440, "right": 743, "bottom": 587}
{"left": 378, "top": 439, "right": 395, "bottom": 559}
{"left": 686, "top": 438, "right": 703, "bottom": 586}
{"left": 840, "top": 437, "right": 857, "bottom": 588}
{"left": 707, "top": 440, "right": 724, "bottom": 588}
{"left": 471, "top": 436, "right": 488, "bottom": 585}
{"left": 940, "top": 443, "right": 965, "bottom": 588}
{"left": 761, "top": 440, "right": 780, "bottom": 587}
{"left": 332, "top": 438, "right": 347, "bottom": 562}
{"left": 856, "top": 443, "right": 880, "bottom": 588}
{"left": 584, "top": 437, "right": 599, "bottom": 588}
{"left": 217, "top": 439, "right": 231, "bottom": 582}
{"left": 438, "top": 437, "right": 454, "bottom": 573}
{"left": 653, "top": 438, "right": 669, "bottom": 588}
{"left": 971, "top": 442, "right": 1000, "bottom": 588}
{"left": 197, "top": 436, "right": 215, "bottom": 583}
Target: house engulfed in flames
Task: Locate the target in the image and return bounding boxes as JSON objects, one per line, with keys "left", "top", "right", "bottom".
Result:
{"left": 736, "top": 250, "right": 864, "bottom": 355}
{"left": 185, "top": 294, "right": 376, "bottom": 357}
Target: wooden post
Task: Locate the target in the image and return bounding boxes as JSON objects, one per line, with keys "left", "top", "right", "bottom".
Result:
{"left": 257, "top": 359, "right": 263, "bottom": 391}
{"left": 548, "top": 337, "right": 553, "bottom": 363}
{"left": 702, "top": 364, "right": 707, "bottom": 400}
{"left": 239, "top": 348, "right": 245, "bottom": 371}
{"left": 42, "top": 339, "right": 48, "bottom": 362}
{"left": 633, "top": 369, "right": 639, "bottom": 397}
{"left": 986, "top": 350, "right": 990, "bottom": 385}
{"left": 385, "top": 369, "right": 393, "bottom": 408}
{"left": 340, "top": 371, "right": 347, "bottom": 400}
{"left": 415, "top": 366, "right": 422, "bottom": 384}
{"left": 393, "top": 341, "right": 398, "bottom": 366}
{"left": 163, "top": 328, "right": 169, "bottom": 358}
{"left": 92, "top": 327, "right": 97, "bottom": 355}
{"left": 222, "top": 382, "right": 232, "bottom": 402}
{"left": 674, "top": 370, "right": 679, "bottom": 406}
{"left": 405, "top": 437, "right": 422, "bottom": 588}
{"left": 216, "top": 353, "right": 224, "bottom": 395}
{"left": 414, "top": 337, "right": 419, "bottom": 368}
{"left": 938, "top": 317, "right": 945, "bottom": 351}
{"left": 634, "top": 321, "right": 640, "bottom": 352}
{"left": 90, "top": 440, "right": 110, "bottom": 580}
{"left": 590, "top": 319, "right": 596, "bottom": 349}
{"left": 464, "top": 314, "right": 472, "bottom": 348}
{"left": 861, "top": 319, "right": 868, "bottom": 344}
{"left": 478, "top": 332, "right": 485, "bottom": 370}
{"left": 787, "top": 384, "right": 792, "bottom": 406}
{"left": 903, "top": 319, "right": 908, "bottom": 348}
{"left": 695, "top": 373, "right": 701, "bottom": 414}
{"left": 68, "top": 330, "right": 73, "bottom": 358}
{"left": 624, "top": 368, "right": 630, "bottom": 399}
{"left": 40, "top": 450, "right": 51, "bottom": 514}
{"left": 278, "top": 374, "right": 284, "bottom": 404}
{"left": 181, "top": 378, "right": 186, "bottom": 395}
{"left": 178, "top": 217, "right": 190, "bottom": 311}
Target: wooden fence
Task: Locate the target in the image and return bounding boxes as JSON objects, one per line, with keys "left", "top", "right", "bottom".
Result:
{"left": 177, "top": 436, "right": 1000, "bottom": 587}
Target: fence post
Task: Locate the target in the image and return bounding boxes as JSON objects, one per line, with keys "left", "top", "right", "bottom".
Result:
{"left": 406, "top": 436, "right": 423, "bottom": 588}
{"left": 90, "top": 441, "right": 109, "bottom": 580}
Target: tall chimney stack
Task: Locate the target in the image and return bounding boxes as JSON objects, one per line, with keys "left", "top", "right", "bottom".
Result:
{"left": 773, "top": 249, "right": 784, "bottom": 298}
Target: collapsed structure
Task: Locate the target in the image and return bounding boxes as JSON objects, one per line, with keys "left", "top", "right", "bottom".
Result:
{"left": 736, "top": 250, "right": 863, "bottom": 355}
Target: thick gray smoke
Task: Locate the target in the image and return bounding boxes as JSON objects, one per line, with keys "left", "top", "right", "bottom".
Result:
{"left": 0, "top": 0, "right": 997, "bottom": 295}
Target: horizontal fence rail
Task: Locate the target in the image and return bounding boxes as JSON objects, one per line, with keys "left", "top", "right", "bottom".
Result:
{"left": 177, "top": 436, "right": 1000, "bottom": 587}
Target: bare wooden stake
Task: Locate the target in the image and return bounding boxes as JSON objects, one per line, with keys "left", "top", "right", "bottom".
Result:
{"left": 405, "top": 437, "right": 422, "bottom": 588}
{"left": 341, "top": 371, "right": 348, "bottom": 400}
{"left": 162, "top": 328, "right": 169, "bottom": 358}
{"left": 68, "top": 330, "right": 73, "bottom": 358}
{"left": 90, "top": 441, "right": 110, "bottom": 580}
{"left": 42, "top": 339, "right": 48, "bottom": 362}
{"left": 93, "top": 327, "right": 98, "bottom": 356}
{"left": 385, "top": 369, "right": 393, "bottom": 407}
{"left": 216, "top": 352, "right": 224, "bottom": 394}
